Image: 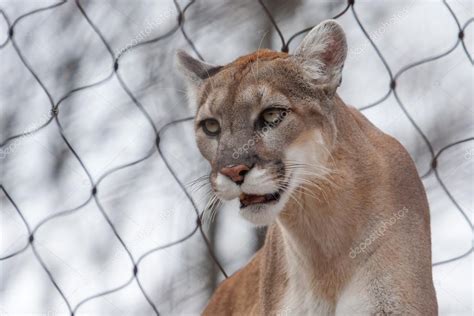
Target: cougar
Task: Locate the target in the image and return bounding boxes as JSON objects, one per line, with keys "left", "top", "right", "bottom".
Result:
{"left": 177, "top": 20, "right": 437, "bottom": 315}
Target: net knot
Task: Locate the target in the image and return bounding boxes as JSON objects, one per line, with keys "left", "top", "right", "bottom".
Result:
{"left": 390, "top": 80, "right": 396, "bottom": 89}
{"left": 50, "top": 108, "right": 59, "bottom": 117}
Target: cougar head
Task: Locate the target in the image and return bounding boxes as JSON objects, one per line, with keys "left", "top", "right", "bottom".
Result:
{"left": 177, "top": 20, "right": 347, "bottom": 226}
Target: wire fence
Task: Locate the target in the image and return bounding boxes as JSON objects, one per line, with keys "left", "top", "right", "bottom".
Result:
{"left": 0, "top": 0, "right": 472, "bottom": 315}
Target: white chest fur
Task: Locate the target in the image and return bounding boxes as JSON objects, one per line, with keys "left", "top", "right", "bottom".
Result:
{"left": 278, "top": 275, "right": 373, "bottom": 316}
{"left": 277, "top": 249, "right": 372, "bottom": 316}
{"left": 279, "top": 277, "right": 332, "bottom": 316}
{"left": 277, "top": 224, "right": 372, "bottom": 315}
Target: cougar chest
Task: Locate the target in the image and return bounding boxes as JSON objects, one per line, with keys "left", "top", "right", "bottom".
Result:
{"left": 279, "top": 273, "right": 333, "bottom": 315}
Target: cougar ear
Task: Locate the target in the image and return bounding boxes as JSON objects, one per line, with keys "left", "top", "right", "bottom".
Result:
{"left": 294, "top": 20, "right": 347, "bottom": 90}
{"left": 176, "top": 50, "right": 222, "bottom": 86}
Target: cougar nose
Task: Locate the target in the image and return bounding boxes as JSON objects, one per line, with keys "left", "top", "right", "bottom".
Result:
{"left": 220, "top": 164, "right": 250, "bottom": 184}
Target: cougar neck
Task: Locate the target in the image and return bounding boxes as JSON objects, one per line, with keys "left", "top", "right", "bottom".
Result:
{"left": 272, "top": 98, "right": 376, "bottom": 303}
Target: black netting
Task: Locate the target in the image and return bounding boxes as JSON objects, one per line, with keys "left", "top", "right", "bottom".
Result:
{"left": 0, "top": 0, "right": 472, "bottom": 315}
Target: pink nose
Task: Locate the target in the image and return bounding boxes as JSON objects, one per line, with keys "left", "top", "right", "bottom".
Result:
{"left": 220, "top": 164, "right": 250, "bottom": 184}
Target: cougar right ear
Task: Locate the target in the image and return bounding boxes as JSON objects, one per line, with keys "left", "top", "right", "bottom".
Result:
{"left": 176, "top": 50, "right": 222, "bottom": 87}
{"left": 294, "top": 20, "right": 347, "bottom": 90}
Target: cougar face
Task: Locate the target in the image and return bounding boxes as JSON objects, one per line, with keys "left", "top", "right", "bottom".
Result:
{"left": 177, "top": 21, "right": 347, "bottom": 225}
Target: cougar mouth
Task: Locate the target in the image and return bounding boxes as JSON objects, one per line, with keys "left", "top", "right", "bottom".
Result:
{"left": 239, "top": 191, "right": 281, "bottom": 208}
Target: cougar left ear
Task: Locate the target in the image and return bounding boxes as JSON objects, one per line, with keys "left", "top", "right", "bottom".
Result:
{"left": 176, "top": 50, "right": 222, "bottom": 87}
{"left": 294, "top": 20, "right": 347, "bottom": 90}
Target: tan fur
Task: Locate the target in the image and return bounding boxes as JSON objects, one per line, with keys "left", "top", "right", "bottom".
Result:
{"left": 204, "top": 96, "right": 437, "bottom": 315}
{"left": 177, "top": 20, "right": 437, "bottom": 316}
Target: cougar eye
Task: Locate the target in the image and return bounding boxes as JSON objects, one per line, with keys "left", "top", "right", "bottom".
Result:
{"left": 260, "top": 108, "right": 288, "bottom": 126}
{"left": 201, "top": 119, "right": 221, "bottom": 136}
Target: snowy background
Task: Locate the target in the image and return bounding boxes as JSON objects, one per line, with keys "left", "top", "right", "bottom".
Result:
{"left": 0, "top": 0, "right": 472, "bottom": 315}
